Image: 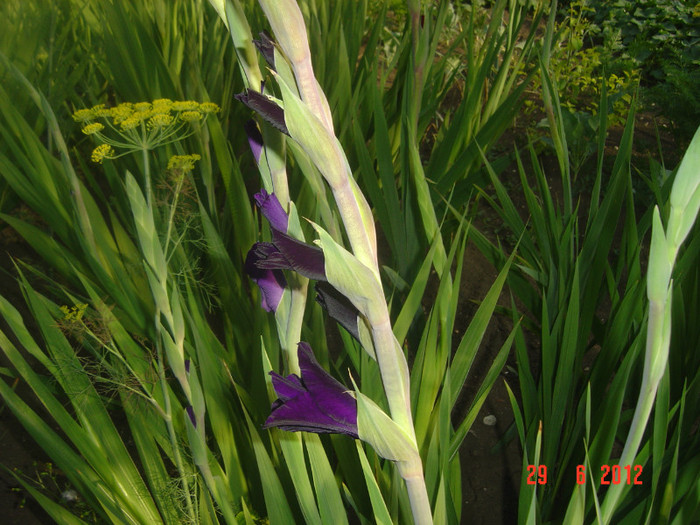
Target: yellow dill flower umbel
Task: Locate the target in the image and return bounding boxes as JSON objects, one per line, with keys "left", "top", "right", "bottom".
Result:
{"left": 199, "top": 102, "right": 221, "bottom": 113}
{"left": 172, "top": 100, "right": 200, "bottom": 111}
{"left": 72, "top": 108, "right": 94, "bottom": 122}
{"left": 152, "top": 98, "right": 173, "bottom": 111}
{"left": 110, "top": 103, "right": 134, "bottom": 124}
{"left": 91, "top": 144, "right": 115, "bottom": 164}
{"left": 81, "top": 122, "right": 104, "bottom": 135}
{"left": 179, "top": 110, "right": 203, "bottom": 122}
{"left": 167, "top": 154, "right": 201, "bottom": 171}
{"left": 60, "top": 303, "right": 88, "bottom": 322}
{"left": 120, "top": 115, "right": 143, "bottom": 131}
{"left": 133, "top": 101, "right": 152, "bottom": 112}
{"left": 147, "top": 113, "right": 175, "bottom": 129}
{"left": 90, "top": 104, "right": 111, "bottom": 118}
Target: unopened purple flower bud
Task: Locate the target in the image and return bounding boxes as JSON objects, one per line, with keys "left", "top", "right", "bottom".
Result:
{"left": 254, "top": 32, "right": 276, "bottom": 69}
{"left": 235, "top": 90, "right": 288, "bottom": 135}
{"left": 254, "top": 189, "right": 288, "bottom": 232}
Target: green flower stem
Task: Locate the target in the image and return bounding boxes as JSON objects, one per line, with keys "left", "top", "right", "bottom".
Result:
{"left": 142, "top": 147, "right": 152, "bottom": 208}
{"left": 370, "top": 315, "right": 411, "bottom": 430}
{"left": 371, "top": 312, "right": 431, "bottom": 524}
{"left": 282, "top": 275, "right": 308, "bottom": 376}
{"left": 601, "top": 297, "right": 669, "bottom": 524}
{"left": 404, "top": 471, "right": 433, "bottom": 525}
{"left": 271, "top": 162, "right": 290, "bottom": 211}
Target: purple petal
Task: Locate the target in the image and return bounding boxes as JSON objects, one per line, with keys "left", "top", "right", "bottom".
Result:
{"left": 270, "top": 230, "right": 326, "bottom": 281}
{"left": 244, "top": 120, "right": 264, "bottom": 165}
{"left": 251, "top": 242, "right": 291, "bottom": 270}
{"left": 296, "top": 343, "right": 357, "bottom": 427}
{"left": 263, "top": 343, "right": 358, "bottom": 438}
{"left": 234, "top": 90, "right": 289, "bottom": 135}
{"left": 245, "top": 247, "right": 287, "bottom": 312}
{"left": 269, "top": 371, "right": 305, "bottom": 401}
{"left": 315, "top": 283, "right": 361, "bottom": 341}
{"left": 251, "top": 235, "right": 325, "bottom": 282}
{"left": 254, "top": 189, "right": 288, "bottom": 232}
{"left": 254, "top": 32, "right": 276, "bottom": 69}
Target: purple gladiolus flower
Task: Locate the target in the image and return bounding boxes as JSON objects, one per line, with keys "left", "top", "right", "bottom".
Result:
{"left": 264, "top": 342, "right": 358, "bottom": 438}
{"left": 253, "top": 231, "right": 326, "bottom": 281}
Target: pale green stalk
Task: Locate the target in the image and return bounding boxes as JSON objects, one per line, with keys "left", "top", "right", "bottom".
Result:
{"left": 601, "top": 127, "right": 700, "bottom": 523}
{"left": 404, "top": 471, "right": 433, "bottom": 525}
{"left": 267, "top": 131, "right": 303, "bottom": 374}
{"left": 257, "top": 0, "right": 333, "bottom": 131}
{"left": 370, "top": 314, "right": 413, "bottom": 433}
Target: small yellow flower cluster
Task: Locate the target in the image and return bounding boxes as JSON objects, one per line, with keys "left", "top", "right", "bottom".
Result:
{"left": 72, "top": 108, "right": 93, "bottom": 122}
{"left": 91, "top": 144, "right": 115, "bottom": 164}
{"left": 179, "top": 111, "right": 203, "bottom": 122}
{"left": 172, "top": 101, "right": 199, "bottom": 111}
{"left": 60, "top": 303, "right": 88, "bottom": 322}
{"left": 81, "top": 122, "right": 104, "bottom": 135}
{"left": 167, "top": 154, "right": 201, "bottom": 172}
{"left": 72, "top": 99, "right": 220, "bottom": 163}
{"left": 147, "top": 113, "right": 175, "bottom": 129}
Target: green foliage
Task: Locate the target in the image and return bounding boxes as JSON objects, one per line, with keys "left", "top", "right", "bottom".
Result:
{"left": 476, "top": 50, "right": 700, "bottom": 521}
{"left": 590, "top": 0, "right": 700, "bottom": 139}
{"left": 526, "top": 0, "right": 639, "bottom": 128}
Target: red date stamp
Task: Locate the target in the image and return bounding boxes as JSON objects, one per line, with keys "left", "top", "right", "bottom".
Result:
{"left": 526, "top": 464, "right": 643, "bottom": 485}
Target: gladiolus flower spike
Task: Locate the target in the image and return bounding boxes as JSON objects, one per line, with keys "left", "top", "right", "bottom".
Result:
{"left": 264, "top": 342, "right": 358, "bottom": 438}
